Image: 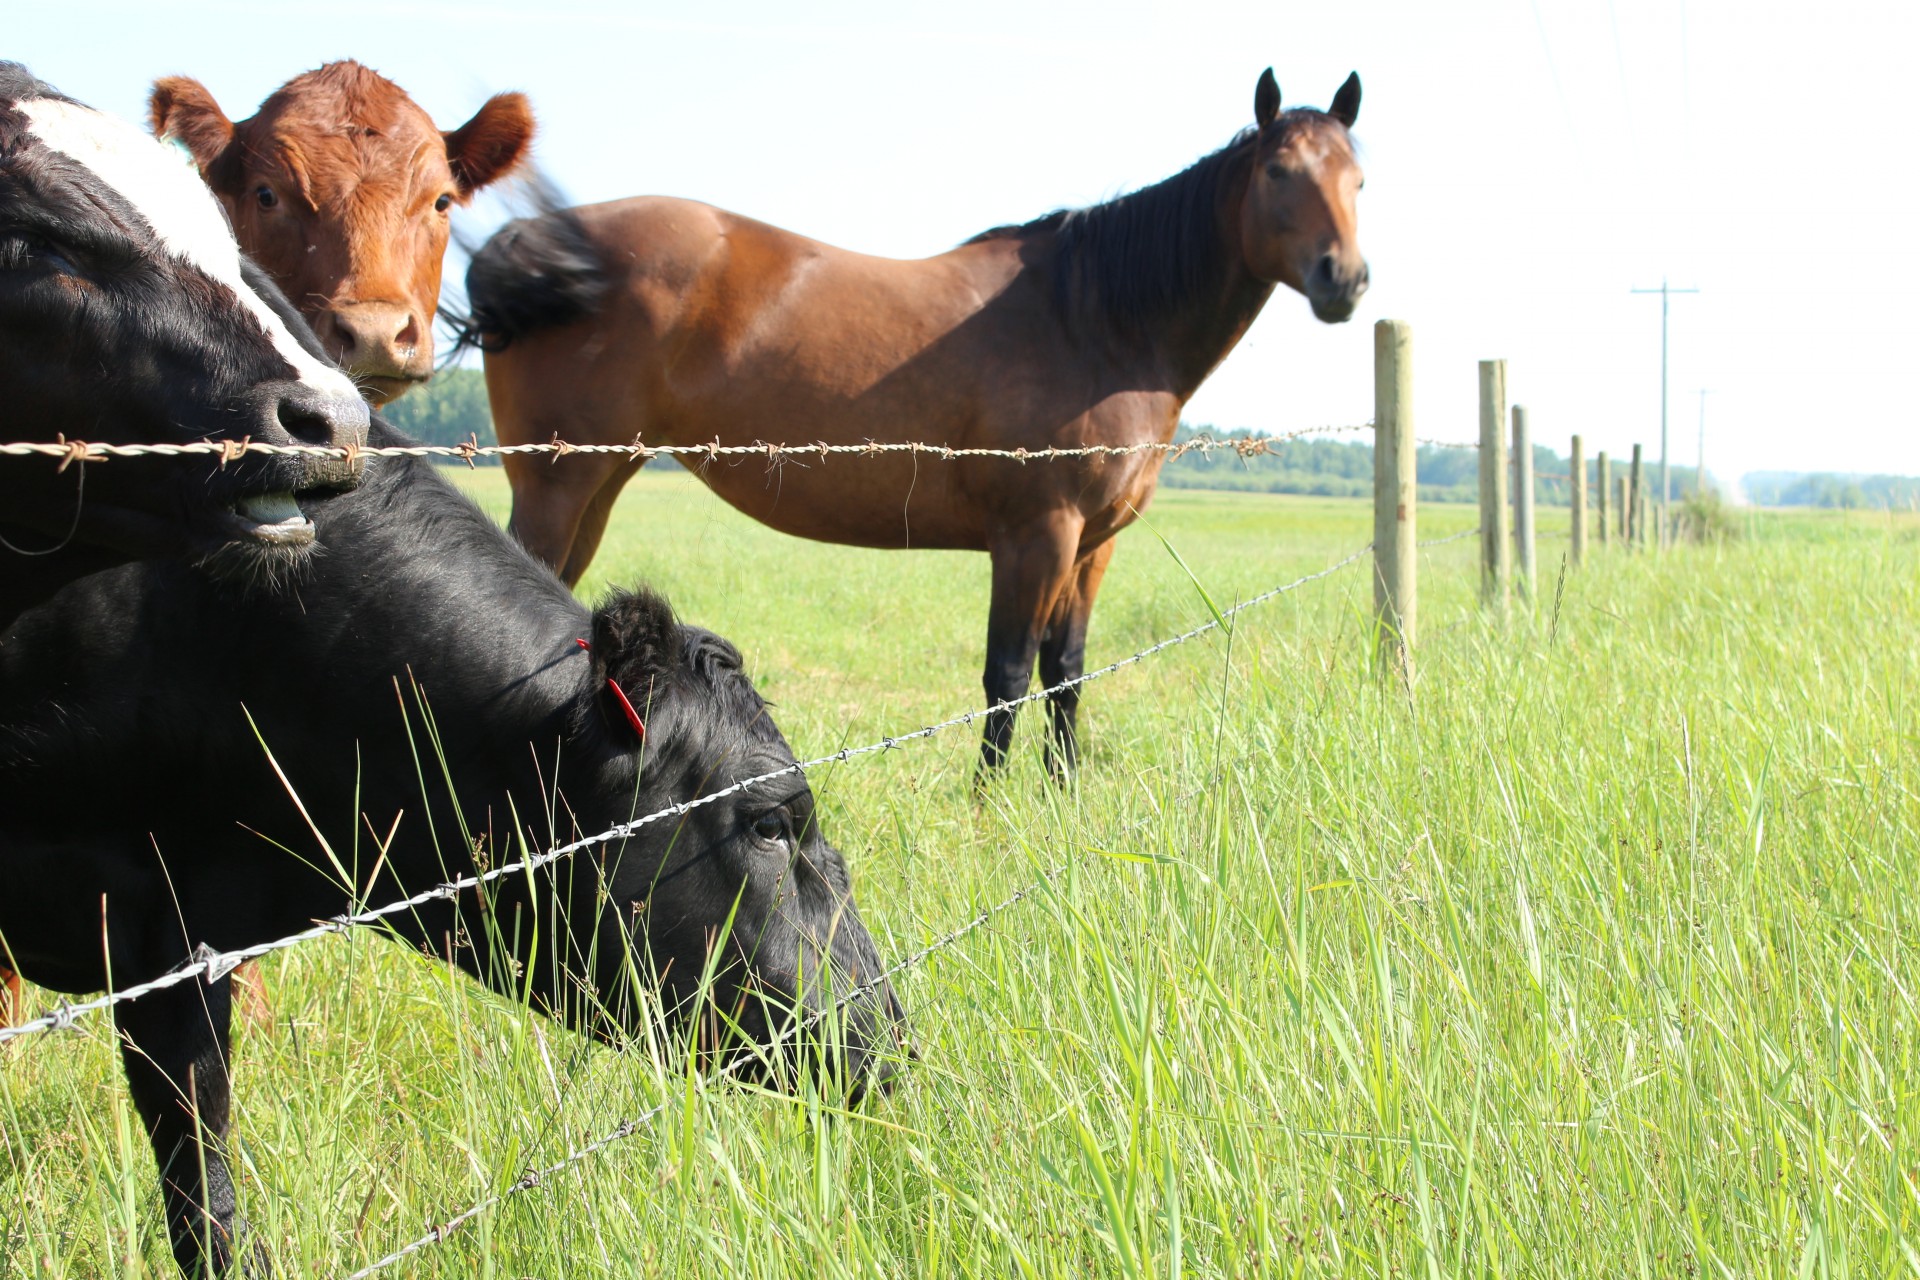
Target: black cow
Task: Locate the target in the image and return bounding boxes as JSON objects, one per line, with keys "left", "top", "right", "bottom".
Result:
{"left": 0, "top": 430, "right": 906, "bottom": 1275}
{"left": 0, "top": 62, "right": 369, "bottom": 627}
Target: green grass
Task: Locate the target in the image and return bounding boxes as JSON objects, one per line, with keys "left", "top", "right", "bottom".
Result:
{"left": 5, "top": 468, "right": 1919, "bottom": 1277}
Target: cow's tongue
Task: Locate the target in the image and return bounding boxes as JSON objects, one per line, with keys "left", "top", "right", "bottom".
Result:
{"left": 234, "top": 492, "right": 315, "bottom": 544}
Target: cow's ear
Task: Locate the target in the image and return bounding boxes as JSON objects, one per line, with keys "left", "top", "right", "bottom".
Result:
{"left": 149, "top": 76, "right": 236, "bottom": 176}
{"left": 1254, "top": 68, "right": 1281, "bottom": 130}
{"left": 445, "top": 92, "right": 535, "bottom": 197}
{"left": 587, "top": 588, "right": 677, "bottom": 741}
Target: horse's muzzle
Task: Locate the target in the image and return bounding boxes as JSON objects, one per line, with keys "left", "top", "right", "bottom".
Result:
{"left": 1308, "top": 255, "right": 1370, "bottom": 324}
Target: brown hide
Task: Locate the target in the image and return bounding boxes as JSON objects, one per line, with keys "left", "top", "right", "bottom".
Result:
{"left": 150, "top": 61, "right": 533, "bottom": 404}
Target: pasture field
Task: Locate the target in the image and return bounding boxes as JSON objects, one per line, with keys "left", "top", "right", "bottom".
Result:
{"left": 5, "top": 466, "right": 1920, "bottom": 1277}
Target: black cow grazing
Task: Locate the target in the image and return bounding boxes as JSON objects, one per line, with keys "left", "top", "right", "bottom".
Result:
{"left": 0, "top": 62, "right": 370, "bottom": 628}
{"left": 0, "top": 429, "right": 906, "bottom": 1276}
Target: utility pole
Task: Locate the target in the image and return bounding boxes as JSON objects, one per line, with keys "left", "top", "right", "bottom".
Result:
{"left": 1631, "top": 278, "right": 1699, "bottom": 543}
{"left": 1696, "top": 389, "right": 1709, "bottom": 495}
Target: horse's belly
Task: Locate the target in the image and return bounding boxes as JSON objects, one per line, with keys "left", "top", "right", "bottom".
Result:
{"left": 689, "top": 459, "right": 985, "bottom": 550}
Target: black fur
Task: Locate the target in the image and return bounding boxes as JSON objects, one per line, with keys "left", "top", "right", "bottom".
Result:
{"left": 0, "top": 424, "right": 902, "bottom": 1275}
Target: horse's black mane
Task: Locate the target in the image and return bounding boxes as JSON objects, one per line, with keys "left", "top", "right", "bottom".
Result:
{"left": 967, "top": 125, "right": 1255, "bottom": 336}
{"left": 968, "top": 110, "right": 1335, "bottom": 338}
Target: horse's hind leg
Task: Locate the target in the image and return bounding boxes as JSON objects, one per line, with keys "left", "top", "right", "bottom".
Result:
{"left": 557, "top": 460, "right": 645, "bottom": 587}
{"left": 978, "top": 518, "right": 1081, "bottom": 780}
{"left": 1037, "top": 538, "right": 1117, "bottom": 782}
{"left": 0, "top": 968, "right": 20, "bottom": 1026}
{"left": 503, "top": 452, "right": 635, "bottom": 586}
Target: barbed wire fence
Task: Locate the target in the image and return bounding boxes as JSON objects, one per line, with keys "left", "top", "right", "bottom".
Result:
{"left": 0, "top": 547, "right": 1372, "bottom": 1047}
{"left": 0, "top": 325, "right": 1663, "bottom": 1270}
{"left": 341, "top": 742, "right": 1271, "bottom": 1277}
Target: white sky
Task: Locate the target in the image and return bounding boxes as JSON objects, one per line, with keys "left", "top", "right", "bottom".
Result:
{"left": 15, "top": 0, "right": 1918, "bottom": 479}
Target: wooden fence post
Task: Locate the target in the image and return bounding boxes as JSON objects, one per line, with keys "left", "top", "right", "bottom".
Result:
{"left": 1570, "top": 434, "right": 1586, "bottom": 566}
{"left": 1511, "top": 404, "right": 1536, "bottom": 601}
{"left": 1597, "top": 450, "right": 1611, "bottom": 546}
{"left": 1628, "top": 444, "right": 1645, "bottom": 548}
{"left": 1373, "top": 319, "right": 1415, "bottom": 680}
{"left": 1618, "top": 476, "right": 1630, "bottom": 540}
{"left": 1478, "top": 360, "right": 1510, "bottom": 613}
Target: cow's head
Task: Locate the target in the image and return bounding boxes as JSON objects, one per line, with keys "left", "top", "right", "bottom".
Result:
{"left": 149, "top": 62, "right": 534, "bottom": 405}
{"left": 0, "top": 63, "right": 368, "bottom": 580}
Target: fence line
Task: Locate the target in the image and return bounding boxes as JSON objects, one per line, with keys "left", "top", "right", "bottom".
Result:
{"left": 0, "top": 426, "right": 1508, "bottom": 469}
{"left": 0, "top": 546, "right": 1371, "bottom": 1047}
{"left": 0, "top": 424, "right": 1382, "bottom": 468}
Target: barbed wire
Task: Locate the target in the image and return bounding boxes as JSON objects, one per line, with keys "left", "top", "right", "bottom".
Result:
{"left": 344, "top": 751, "right": 1257, "bottom": 1277}
{"left": 1415, "top": 527, "right": 1481, "bottom": 548}
{"left": 0, "top": 545, "right": 1371, "bottom": 1046}
{"left": 0, "top": 424, "right": 1378, "bottom": 469}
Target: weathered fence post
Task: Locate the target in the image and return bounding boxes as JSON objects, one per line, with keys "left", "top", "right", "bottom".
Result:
{"left": 1511, "top": 404, "right": 1536, "bottom": 601}
{"left": 1570, "top": 434, "right": 1586, "bottom": 567}
{"left": 1628, "top": 444, "right": 1645, "bottom": 548}
{"left": 1373, "top": 319, "right": 1415, "bottom": 681}
{"left": 1597, "top": 450, "right": 1611, "bottom": 546}
{"left": 1618, "top": 476, "right": 1630, "bottom": 540}
{"left": 1478, "top": 360, "right": 1510, "bottom": 613}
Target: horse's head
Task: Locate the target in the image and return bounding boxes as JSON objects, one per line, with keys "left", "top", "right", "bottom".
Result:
{"left": 517, "top": 589, "right": 907, "bottom": 1095}
{"left": 149, "top": 62, "right": 534, "bottom": 405}
{"left": 1238, "top": 69, "right": 1368, "bottom": 323}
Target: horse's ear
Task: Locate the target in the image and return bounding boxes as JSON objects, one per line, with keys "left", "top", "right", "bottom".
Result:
{"left": 1254, "top": 68, "right": 1281, "bottom": 129}
{"left": 149, "top": 76, "right": 236, "bottom": 177}
{"left": 587, "top": 588, "right": 678, "bottom": 740}
{"left": 444, "top": 91, "right": 535, "bottom": 198}
{"left": 1328, "top": 72, "right": 1361, "bottom": 129}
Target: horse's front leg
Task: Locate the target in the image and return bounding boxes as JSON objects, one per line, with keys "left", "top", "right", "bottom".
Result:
{"left": 116, "top": 970, "right": 259, "bottom": 1276}
{"left": 977, "top": 517, "right": 1082, "bottom": 781}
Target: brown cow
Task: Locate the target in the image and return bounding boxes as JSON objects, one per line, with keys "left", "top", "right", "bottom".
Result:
{"left": 148, "top": 61, "right": 534, "bottom": 405}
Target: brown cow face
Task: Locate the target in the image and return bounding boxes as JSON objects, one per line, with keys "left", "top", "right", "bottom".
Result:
{"left": 150, "top": 62, "right": 534, "bottom": 405}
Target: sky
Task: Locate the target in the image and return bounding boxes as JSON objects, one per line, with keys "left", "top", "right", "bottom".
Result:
{"left": 13, "top": 0, "right": 1919, "bottom": 483}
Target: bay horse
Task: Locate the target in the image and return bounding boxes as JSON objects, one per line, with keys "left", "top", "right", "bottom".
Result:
{"left": 149, "top": 61, "right": 535, "bottom": 405}
{"left": 466, "top": 68, "right": 1367, "bottom": 778}
{"left": 0, "top": 421, "right": 905, "bottom": 1275}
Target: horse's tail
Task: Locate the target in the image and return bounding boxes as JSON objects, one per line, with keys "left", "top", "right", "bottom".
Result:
{"left": 444, "top": 177, "right": 610, "bottom": 361}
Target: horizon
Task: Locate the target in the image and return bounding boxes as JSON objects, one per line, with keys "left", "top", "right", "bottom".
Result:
{"left": 12, "top": 1, "right": 1917, "bottom": 479}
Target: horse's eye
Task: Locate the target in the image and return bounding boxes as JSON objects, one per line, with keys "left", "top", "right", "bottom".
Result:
{"left": 434, "top": 193, "right": 453, "bottom": 214}
{"left": 255, "top": 186, "right": 278, "bottom": 210}
{"left": 750, "top": 811, "right": 789, "bottom": 844}
{"left": 1265, "top": 163, "right": 1285, "bottom": 182}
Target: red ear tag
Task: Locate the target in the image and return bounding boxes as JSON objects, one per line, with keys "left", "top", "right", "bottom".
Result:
{"left": 606, "top": 678, "right": 648, "bottom": 742}
{"left": 576, "top": 638, "right": 591, "bottom": 650}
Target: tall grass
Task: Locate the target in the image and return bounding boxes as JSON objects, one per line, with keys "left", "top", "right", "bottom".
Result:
{"left": 3, "top": 472, "right": 1916, "bottom": 1277}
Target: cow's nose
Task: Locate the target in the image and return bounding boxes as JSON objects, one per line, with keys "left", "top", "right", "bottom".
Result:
{"left": 324, "top": 302, "right": 424, "bottom": 376}
{"left": 248, "top": 380, "right": 371, "bottom": 450}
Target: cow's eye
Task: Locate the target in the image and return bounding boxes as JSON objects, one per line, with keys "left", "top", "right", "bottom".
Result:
{"left": 749, "top": 810, "right": 789, "bottom": 845}
{"left": 0, "top": 229, "right": 66, "bottom": 272}
{"left": 255, "top": 186, "right": 278, "bottom": 210}
{"left": 434, "top": 193, "right": 453, "bottom": 214}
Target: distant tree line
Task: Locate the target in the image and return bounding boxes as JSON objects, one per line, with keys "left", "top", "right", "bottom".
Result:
{"left": 380, "top": 368, "right": 500, "bottom": 462}
{"left": 1157, "top": 425, "right": 1703, "bottom": 505}
{"left": 1741, "top": 471, "right": 1920, "bottom": 509}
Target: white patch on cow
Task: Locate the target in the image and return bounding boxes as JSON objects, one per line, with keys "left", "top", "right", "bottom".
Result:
{"left": 17, "top": 97, "right": 360, "bottom": 402}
